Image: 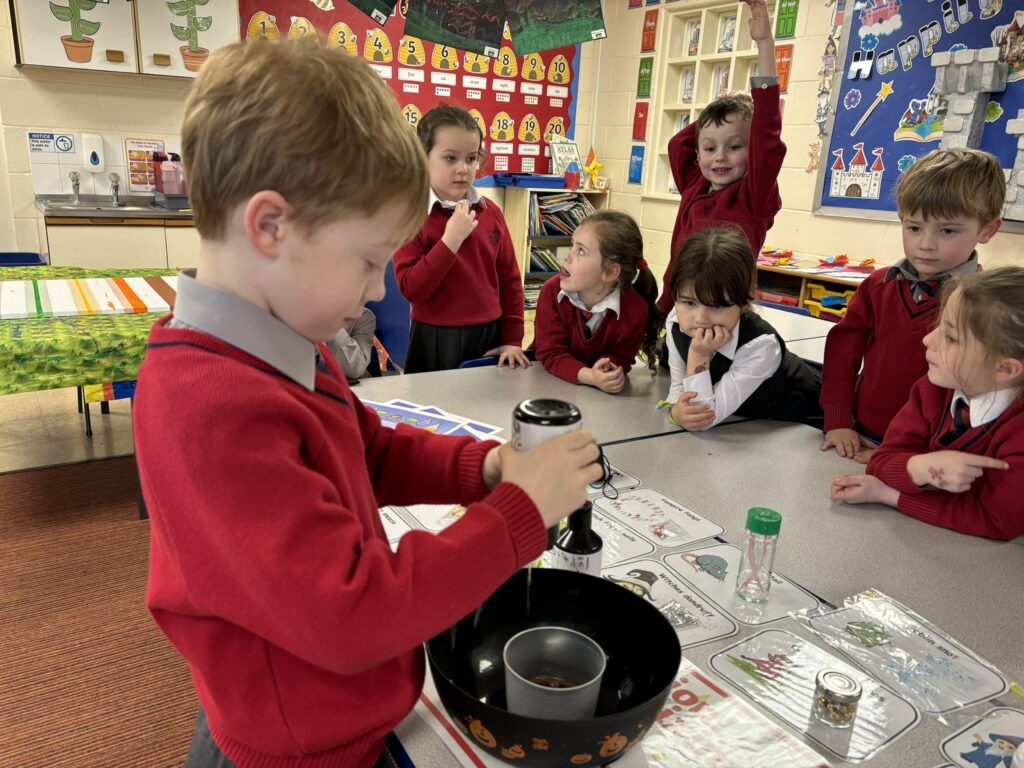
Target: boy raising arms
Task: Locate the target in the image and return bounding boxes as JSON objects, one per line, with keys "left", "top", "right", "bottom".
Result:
{"left": 820, "top": 148, "right": 1004, "bottom": 461}
{"left": 133, "top": 41, "right": 601, "bottom": 768}
{"left": 658, "top": 0, "right": 785, "bottom": 314}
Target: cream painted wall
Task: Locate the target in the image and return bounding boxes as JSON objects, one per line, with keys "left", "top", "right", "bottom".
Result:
{"left": 589, "top": 0, "right": 1022, "bottom": 278}
{"left": 0, "top": 2, "right": 192, "bottom": 255}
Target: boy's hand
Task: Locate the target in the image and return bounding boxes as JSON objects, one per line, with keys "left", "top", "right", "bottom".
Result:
{"left": 821, "top": 428, "right": 875, "bottom": 463}
{"left": 499, "top": 431, "right": 603, "bottom": 528}
{"left": 441, "top": 202, "right": 478, "bottom": 252}
{"left": 486, "top": 345, "right": 532, "bottom": 368}
{"left": 906, "top": 451, "right": 1009, "bottom": 492}
{"left": 483, "top": 445, "right": 502, "bottom": 489}
{"left": 743, "top": 0, "right": 773, "bottom": 43}
{"left": 589, "top": 357, "right": 625, "bottom": 393}
{"left": 831, "top": 474, "right": 899, "bottom": 506}
{"left": 671, "top": 392, "right": 715, "bottom": 431}
{"left": 690, "top": 325, "right": 732, "bottom": 356}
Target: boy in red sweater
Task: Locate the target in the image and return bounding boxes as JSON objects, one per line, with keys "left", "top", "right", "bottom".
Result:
{"left": 533, "top": 210, "right": 660, "bottom": 392}
{"left": 831, "top": 269, "right": 1024, "bottom": 541}
{"left": 659, "top": 0, "right": 785, "bottom": 314}
{"left": 133, "top": 41, "right": 602, "bottom": 768}
{"left": 820, "top": 148, "right": 1004, "bottom": 463}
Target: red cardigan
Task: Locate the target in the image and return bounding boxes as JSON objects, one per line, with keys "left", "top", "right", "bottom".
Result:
{"left": 533, "top": 277, "right": 648, "bottom": 383}
{"left": 820, "top": 269, "right": 963, "bottom": 438}
{"left": 659, "top": 83, "right": 785, "bottom": 312}
{"left": 393, "top": 198, "right": 524, "bottom": 345}
{"left": 867, "top": 377, "right": 1024, "bottom": 541}
{"left": 135, "top": 318, "right": 546, "bottom": 768}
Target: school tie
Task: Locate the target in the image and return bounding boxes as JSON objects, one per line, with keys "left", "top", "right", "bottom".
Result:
{"left": 580, "top": 310, "right": 593, "bottom": 339}
{"left": 910, "top": 278, "right": 941, "bottom": 304}
{"left": 941, "top": 398, "right": 972, "bottom": 445}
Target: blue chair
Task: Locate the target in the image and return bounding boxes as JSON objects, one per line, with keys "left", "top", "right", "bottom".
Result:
{"left": 758, "top": 301, "right": 811, "bottom": 316}
{"left": 366, "top": 262, "right": 411, "bottom": 370}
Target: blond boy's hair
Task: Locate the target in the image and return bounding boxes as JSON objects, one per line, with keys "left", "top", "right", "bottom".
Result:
{"left": 182, "top": 40, "right": 429, "bottom": 241}
{"left": 896, "top": 148, "right": 1006, "bottom": 224}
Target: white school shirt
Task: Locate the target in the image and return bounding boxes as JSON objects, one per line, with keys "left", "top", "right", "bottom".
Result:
{"left": 556, "top": 287, "right": 621, "bottom": 334}
{"left": 427, "top": 185, "right": 482, "bottom": 212}
{"left": 950, "top": 386, "right": 1023, "bottom": 428}
{"left": 665, "top": 312, "right": 782, "bottom": 429}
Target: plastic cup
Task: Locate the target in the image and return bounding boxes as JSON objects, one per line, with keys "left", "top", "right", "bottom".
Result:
{"left": 503, "top": 626, "right": 606, "bottom": 720}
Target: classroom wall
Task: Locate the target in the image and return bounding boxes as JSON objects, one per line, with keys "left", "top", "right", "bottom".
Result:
{"left": 0, "top": 3, "right": 192, "bottom": 255}
{"left": 588, "top": 0, "right": 1023, "bottom": 277}
{"left": 0, "top": 4, "right": 602, "bottom": 257}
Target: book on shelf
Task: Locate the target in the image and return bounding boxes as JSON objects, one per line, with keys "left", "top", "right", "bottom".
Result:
{"left": 530, "top": 246, "right": 561, "bottom": 273}
{"left": 528, "top": 191, "right": 598, "bottom": 237}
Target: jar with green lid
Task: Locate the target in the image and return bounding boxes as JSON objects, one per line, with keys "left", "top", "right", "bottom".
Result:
{"left": 735, "top": 507, "right": 782, "bottom": 603}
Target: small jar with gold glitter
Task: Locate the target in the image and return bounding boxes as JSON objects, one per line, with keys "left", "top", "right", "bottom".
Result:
{"left": 812, "top": 670, "right": 862, "bottom": 728}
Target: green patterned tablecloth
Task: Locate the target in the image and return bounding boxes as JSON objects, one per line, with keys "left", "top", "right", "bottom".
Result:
{"left": 0, "top": 267, "right": 175, "bottom": 395}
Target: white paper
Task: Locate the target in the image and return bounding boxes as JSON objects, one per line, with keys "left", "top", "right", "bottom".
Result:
{"left": 663, "top": 543, "right": 821, "bottom": 625}
{"left": 592, "top": 489, "right": 724, "bottom": 548}
{"left": 602, "top": 560, "right": 737, "bottom": 649}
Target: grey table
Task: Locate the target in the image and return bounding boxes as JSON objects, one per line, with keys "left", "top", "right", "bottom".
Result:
{"left": 364, "top": 360, "right": 1021, "bottom": 767}
{"left": 787, "top": 336, "right": 827, "bottom": 366}
{"left": 758, "top": 306, "right": 835, "bottom": 341}
{"left": 355, "top": 363, "right": 674, "bottom": 445}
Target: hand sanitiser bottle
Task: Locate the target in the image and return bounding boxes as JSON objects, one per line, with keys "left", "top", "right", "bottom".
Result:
{"left": 735, "top": 507, "right": 782, "bottom": 603}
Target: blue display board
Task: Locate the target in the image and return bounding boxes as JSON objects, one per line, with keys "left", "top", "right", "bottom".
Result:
{"left": 817, "top": 2, "right": 1023, "bottom": 218}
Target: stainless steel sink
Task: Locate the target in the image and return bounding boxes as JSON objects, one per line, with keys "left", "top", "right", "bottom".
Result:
{"left": 46, "top": 203, "right": 156, "bottom": 213}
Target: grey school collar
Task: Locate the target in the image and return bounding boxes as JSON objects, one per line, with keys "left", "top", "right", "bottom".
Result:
{"left": 171, "top": 272, "right": 317, "bottom": 390}
{"left": 884, "top": 251, "right": 979, "bottom": 284}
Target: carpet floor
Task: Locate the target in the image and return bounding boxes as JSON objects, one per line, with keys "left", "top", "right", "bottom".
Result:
{"left": 0, "top": 457, "right": 196, "bottom": 767}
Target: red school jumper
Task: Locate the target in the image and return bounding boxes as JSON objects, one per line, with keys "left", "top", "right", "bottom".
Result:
{"left": 393, "top": 197, "right": 524, "bottom": 344}
{"left": 820, "top": 268, "right": 957, "bottom": 438}
{"left": 533, "top": 277, "right": 649, "bottom": 383}
{"left": 659, "top": 83, "right": 786, "bottom": 313}
{"left": 135, "top": 318, "right": 546, "bottom": 767}
{"left": 867, "top": 377, "right": 1024, "bottom": 541}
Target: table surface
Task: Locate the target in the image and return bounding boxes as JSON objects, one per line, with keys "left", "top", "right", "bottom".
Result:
{"left": 758, "top": 306, "right": 835, "bottom": 342}
{"left": 786, "top": 336, "right": 827, "bottom": 366}
{"left": 375, "top": 369, "right": 1022, "bottom": 768}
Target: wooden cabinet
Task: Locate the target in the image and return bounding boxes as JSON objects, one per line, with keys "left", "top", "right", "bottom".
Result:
{"left": 136, "top": 0, "right": 240, "bottom": 77}
{"left": 165, "top": 224, "right": 201, "bottom": 268}
{"left": 46, "top": 222, "right": 169, "bottom": 270}
{"left": 11, "top": 0, "right": 137, "bottom": 73}
{"left": 11, "top": 0, "right": 240, "bottom": 77}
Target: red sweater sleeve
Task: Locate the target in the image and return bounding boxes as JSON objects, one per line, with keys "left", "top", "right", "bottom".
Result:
{"left": 821, "top": 276, "right": 876, "bottom": 431}
{"left": 494, "top": 211, "right": 525, "bottom": 345}
{"left": 392, "top": 228, "right": 459, "bottom": 304}
{"left": 534, "top": 278, "right": 587, "bottom": 383}
{"left": 742, "top": 84, "right": 786, "bottom": 216}
{"left": 668, "top": 120, "right": 702, "bottom": 195}
{"left": 150, "top": 396, "right": 547, "bottom": 676}
{"left": 867, "top": 382, "right": 1024, "bottom": 541}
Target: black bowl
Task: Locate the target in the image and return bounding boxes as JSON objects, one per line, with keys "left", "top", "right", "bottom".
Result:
{"left": 427, "top": 568, "right": 681, "bottom": 766}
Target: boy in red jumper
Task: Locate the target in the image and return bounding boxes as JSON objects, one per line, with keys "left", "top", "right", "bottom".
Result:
{"left": 534, "top": 210, "right": 661, "bottom": 392}
{"left": 133, "top": 41, "right": 602, "bottom": 768}
{"left": 820, "top": 148, "right": 1004, "bottom": 463}
{"left": 394, "top": 105, "right": 528, "bottom": 372}
{"left": 658, "top": 0, "right": 784, "bottom": 314}
{"left": 831, "top": 269, "right": 1024, "bottom": 541}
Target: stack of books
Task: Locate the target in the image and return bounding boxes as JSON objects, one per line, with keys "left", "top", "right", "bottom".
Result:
{"left": 528, "top": 192, "right": 598, "bottom": 237}
{"left": 529, "top": 247, "right": 560, "bottom": 273}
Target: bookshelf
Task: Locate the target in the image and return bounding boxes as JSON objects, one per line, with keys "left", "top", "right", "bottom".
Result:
{"left": 502, "top": 187, "right": 611, "bottom": 309}
{"left": 650, "top": 1, "right": 775, "bottom": 199}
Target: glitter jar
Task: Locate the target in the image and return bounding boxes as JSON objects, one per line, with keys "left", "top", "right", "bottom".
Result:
{"left": 813, "top": 670, "right": 862, "bottom": 728}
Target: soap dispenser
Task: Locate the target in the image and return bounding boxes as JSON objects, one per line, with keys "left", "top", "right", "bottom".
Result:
{"left": 82, "top": 133, "right": 105, "bottom": 174}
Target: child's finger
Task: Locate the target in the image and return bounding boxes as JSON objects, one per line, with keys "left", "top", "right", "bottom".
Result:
{"left": 964, "top": 455, "right": 1010, "bottom": 470}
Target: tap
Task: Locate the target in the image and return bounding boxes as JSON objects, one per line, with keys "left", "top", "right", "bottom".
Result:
{"left": 108, "top": 172, "right": 123, "bottom": 206}
{"left": 69, "top": 171, "right": 80, "bottom": 205}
